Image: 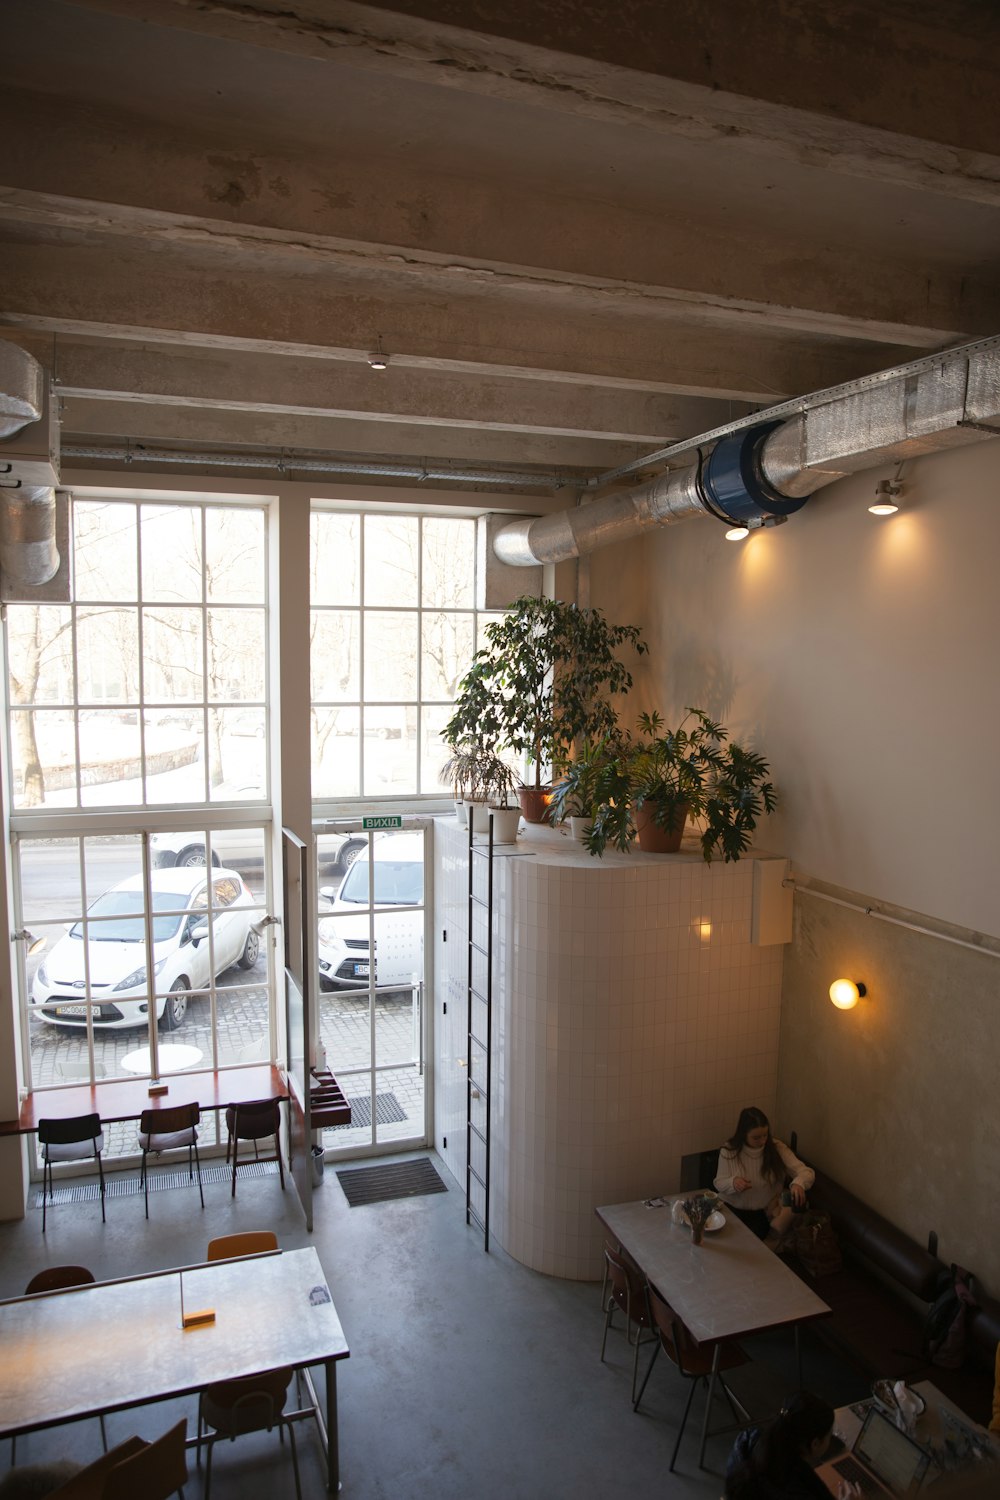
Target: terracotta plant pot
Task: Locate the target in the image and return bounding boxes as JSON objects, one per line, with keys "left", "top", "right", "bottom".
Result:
{"left": 633, "top": 800, "right": 687, "bottom": 853}
{"left": 517, "top": 785, "right": 552, "bottom": 824}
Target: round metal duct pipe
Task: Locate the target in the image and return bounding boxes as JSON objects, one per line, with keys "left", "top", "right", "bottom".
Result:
{"left": 0, "top": 342, "right": 43, "bottom": 440}
{"left": 0, "top": 486, "right": 60, "bottom": 586}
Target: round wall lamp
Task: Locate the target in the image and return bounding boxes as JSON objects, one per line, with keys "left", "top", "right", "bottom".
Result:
{"left": 12, "top": 927, "right": 46, "bottom": 956}
{"left": 829, "top": 978, "right": 866, "bottom": 1010}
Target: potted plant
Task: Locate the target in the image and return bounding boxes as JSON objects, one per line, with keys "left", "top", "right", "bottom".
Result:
{"left": 549, "top": 734, "right": 622, "bottom": 841}
{"left": 444, "top": 596, "right": 646, "bottom": 823}
{"left": 584, "top": 709, "right": 776, "bottom": 861}
{"left": 483, "top": 756, "right": 521, "bottom": 843}
{"left": 440, "top": 736, "right": 484, "bottom": 824}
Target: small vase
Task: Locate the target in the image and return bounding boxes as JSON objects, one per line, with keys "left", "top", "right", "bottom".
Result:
{"left": 690, "top": 1218, "right": 705, "bottom": 1246}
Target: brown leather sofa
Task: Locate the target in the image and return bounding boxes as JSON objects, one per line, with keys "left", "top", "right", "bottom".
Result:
{"left": 790, "top": 1168, "right": 1000, "bottom": 1426}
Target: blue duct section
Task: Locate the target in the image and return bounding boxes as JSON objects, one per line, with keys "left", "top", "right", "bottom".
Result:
{"left": 700, "top": 421, "right": 810, "bottom": 524}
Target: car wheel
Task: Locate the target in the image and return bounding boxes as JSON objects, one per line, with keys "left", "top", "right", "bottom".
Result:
{"left": 339, "top": 840, "right": 365, "bottom": 873}
{"left": 238, "top": 929, "right": 260, "bottom": 969}
{"left": 177, "top": 844, "right": 220, "bottom": 868}
{"left": 161, "top": 981, "right": 188, "bottom": 1030}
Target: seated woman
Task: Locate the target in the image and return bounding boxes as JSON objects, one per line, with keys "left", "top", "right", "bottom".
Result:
{"left": 714, "top": 1105, "right": 814, "bottom": 1248}
{"left": 726, "top": 1391, "right": 860, "bottom": 1500}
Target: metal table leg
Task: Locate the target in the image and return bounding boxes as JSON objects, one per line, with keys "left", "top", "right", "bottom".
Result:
{"left": 698, "top": 1342, "right": 722, "bottom": 1468}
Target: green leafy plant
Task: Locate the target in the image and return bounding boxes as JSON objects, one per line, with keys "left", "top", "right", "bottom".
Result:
{"left": 548, "top": 734, "right": 623, "bottom": 826}
{"left": 584, "top": 709, "right": 776, "bottom": 862}
{"left": 443, "top": 596, "right": 646, "bottom": 793}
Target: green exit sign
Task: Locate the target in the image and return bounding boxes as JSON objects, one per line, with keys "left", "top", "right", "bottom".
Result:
{"left": 362, "top": 814, "right": 403, "bottom": 830}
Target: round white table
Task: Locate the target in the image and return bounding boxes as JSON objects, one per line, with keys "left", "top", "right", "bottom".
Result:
{"left": 119, "top": 1043, "right": 203, "bottom": 1076}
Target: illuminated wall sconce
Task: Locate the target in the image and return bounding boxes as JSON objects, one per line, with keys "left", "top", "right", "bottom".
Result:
{"left": 829, "top": 977, "right": 866, "bottom": 1010}
{"left": 692, "top": 918, "right": 713, "bottom": 943}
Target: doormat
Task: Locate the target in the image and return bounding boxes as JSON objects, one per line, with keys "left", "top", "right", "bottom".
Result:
{"left": 329, "top": 1091, "right": 406, "bottom": 1131}
{"left": 336, "top": 1157, "right": 447, "bottom": 1207}
{"left": 29, "top": 1160, "right": 280, "bottom": 1208}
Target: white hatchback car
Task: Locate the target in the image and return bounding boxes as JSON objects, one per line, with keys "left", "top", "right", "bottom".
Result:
{"left": 318, "top": 832, "right": 424, "bottom": 994}
{"left": 31, "top": 867, "right": 258, "bottom": 1031}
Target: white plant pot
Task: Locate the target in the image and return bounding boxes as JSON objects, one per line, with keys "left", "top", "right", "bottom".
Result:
{"left": 465, "top": 800, "right": 489, "bottom": 835}
{"left": 455, "top": 799, "right": 469, "bottom": 826}
{"left": 569, "top": 816, "right": 590, "bottom": 841}
{"left": 489, "top": 806, "right": 522, "bottom": 843}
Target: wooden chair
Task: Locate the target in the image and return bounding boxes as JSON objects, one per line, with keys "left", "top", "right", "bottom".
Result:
{"left": 14, "top": 1268, "right": 106, "bottom": 1464}
{"left": 599, "top": 1245, "right": 657, "bottom": 1403}
{"left": 224, "top": 1098, "right": 285, "bottom": 1197}
{"left": 37, "top": 1114, "right": 105, "bottom": 1233}
{"left": 634, "top": 1282, "right": 749, "bottom": 1470}
{"left": 198, "top": 1370, "right": 301, "bottom": 1500}
{"left": 47, "top": 1421, "right": 187, "bottom": 1500}
{"left": 206, "top": 1231, "right": 279, "bottom": 1261}
{"left": 138, "top": 1103, "right": 203, "bottom": 1219}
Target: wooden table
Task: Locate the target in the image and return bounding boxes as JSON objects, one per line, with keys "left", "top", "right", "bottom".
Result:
{"left": 823, "top": 1380, "right": 1000, "bottom": 1494}
{"left": 0, "top": 1246, "right": 349, "bottom": 1492}
{"left": 596, "top": 1195, "right": 831, "bottom": 1465}
{"left": 0, "top": 1063, "right": 288, "bottom": 1135}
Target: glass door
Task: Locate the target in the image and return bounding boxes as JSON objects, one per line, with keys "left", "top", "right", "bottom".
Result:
{"left": 314, "top": 821, "right": 429, "bottom": 1154}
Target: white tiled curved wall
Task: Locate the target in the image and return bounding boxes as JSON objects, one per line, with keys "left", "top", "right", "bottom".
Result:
{"left": 434, "top": 819, "right": 786, "bottom": 1279}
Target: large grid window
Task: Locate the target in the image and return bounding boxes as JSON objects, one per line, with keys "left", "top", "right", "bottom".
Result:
{"left": 310, "top": 511, "right": 499, "bottom": 800}
{"left": 7, "top": 498, "right": 267, "bottom": 810}
{"left": 4, "top": 495, "right": 273, "bottom": 1122}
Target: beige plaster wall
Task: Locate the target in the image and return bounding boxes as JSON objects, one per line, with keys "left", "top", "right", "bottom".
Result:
{"left": 777, "top": 895, "right": 1000, "bottom": 1290}
{"left": 590, "top": 439, "right": 1000, "bottom": 939}
{"left": 589, "top": 438, "right": 1000, "bottom": 1289}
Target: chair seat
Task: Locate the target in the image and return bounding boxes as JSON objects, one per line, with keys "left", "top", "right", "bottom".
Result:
{"left": 202, "top": 1368, "right": 293, "bottom": 1433}
{"left": 139, "top": 1128, "right": 197, "bottom": 1151}
{"left": 44, "top": 1133, "right": 104, "bottom": 1162}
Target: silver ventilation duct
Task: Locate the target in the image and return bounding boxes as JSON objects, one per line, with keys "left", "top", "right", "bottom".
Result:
{"left": 0, "top": 341, "right": 62, "bottom": 591}
{"left": 494, "top": 338, "right": 1000, "bottom": 566}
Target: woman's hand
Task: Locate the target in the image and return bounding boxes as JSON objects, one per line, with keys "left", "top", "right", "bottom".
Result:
{"left": 837, "top": 1480, "right": 862, "bottom": 1500}
{"left": 790, "top": 1183, "right": 806, "bottom": 1209}
{"left": 733, "top": 1176, "right": 752, "bottom": 1192}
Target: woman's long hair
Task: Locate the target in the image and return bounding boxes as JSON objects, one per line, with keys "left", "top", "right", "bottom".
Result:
{"left": 727, "top": 1392, "right": 834, "bottom": 1497}
{"left": 723, "top": 1105, "right": 786, "bottom": 1186}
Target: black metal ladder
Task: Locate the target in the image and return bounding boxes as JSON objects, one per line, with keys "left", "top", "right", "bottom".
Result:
{"left": 465, "top": 815, "right": 494, "bottom": 1250}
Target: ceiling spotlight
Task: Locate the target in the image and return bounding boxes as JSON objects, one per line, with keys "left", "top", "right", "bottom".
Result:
{"left": 725, "top": 526, "right": 750, "bottom": 541}
{"left": 367, "top": 335, "right": 388, "bottom": 372}
{"left": 869, "top": 478, "right": 901, "bottom": 516}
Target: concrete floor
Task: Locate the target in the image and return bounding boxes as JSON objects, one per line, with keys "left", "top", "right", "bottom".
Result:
{"left": 0, "top": 1152, "right": 868, "bottom": 1499}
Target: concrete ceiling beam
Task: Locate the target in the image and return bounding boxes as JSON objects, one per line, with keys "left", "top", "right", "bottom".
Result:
{"left": 57, "top": 397, "right": 644, "bottom": 470}
{"left": 10, "top": 340, "right": 741, "bottom": 444}
{"left": 0, "top": 240, "right": 941, "bottom": 407}
{"left": 57, "top": 0, "right": 1000, "bottom": 200}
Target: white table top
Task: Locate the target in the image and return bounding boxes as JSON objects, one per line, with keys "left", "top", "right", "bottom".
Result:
{"left": 0, "top": 1246, "right": 349, "bottom": 1439}
{"left": 596, "top": 1194, "right": 831, "bottom": 1344}
{"left": 120, "top": 1042, "right": 204, "bottom": 1075}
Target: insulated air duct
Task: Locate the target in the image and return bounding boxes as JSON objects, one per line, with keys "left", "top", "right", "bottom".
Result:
{"left": 494, "top": 338, "right": 1000, "bottom": 566}
{"left": 0, "top": 341, "right": 62, "bottom": 590}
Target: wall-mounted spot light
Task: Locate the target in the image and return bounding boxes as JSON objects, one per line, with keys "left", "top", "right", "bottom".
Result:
{"left": 829, "top": 977, "right": 866, "bottom": 1009}
{"left": 367, "top": 335, "right": 388, "bottom": 371}
{"left": 693, "top": 918, "right": 712, "bottom": 943}
{"left": 12, "top": 927, "right": 46, "bottom": 956}
{"left": 251, "top": 914, "right": 281, "bottom": 938}
{"left": 725, "top": 526, "right": 749, "bottom": 541}
{"left": 869, "top": 470, "right": 902, "bottom": 515}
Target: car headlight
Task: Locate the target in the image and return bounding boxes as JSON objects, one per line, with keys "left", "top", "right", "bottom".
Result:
{"left": 113, "top": 956, "right": 167, "bottom": 992}
{"left": 317, "top": 920, "right": 344, "bottom": 953}
{"left": 35, "top": 961, "right": 48, "bottom": 988}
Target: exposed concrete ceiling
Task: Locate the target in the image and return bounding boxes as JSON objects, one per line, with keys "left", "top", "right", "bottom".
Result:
{"left": 2, "top": 0, "right": 999, "bottom": 491}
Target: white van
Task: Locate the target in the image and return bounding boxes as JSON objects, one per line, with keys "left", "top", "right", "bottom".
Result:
{"left": 317, "top": 832, "right": 423, "bottom": 994}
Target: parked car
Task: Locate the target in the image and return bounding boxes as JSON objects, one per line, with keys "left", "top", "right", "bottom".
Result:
{"left": 151, "top": 826, "right": 366, "bottom": 874}
{"left": 317, "top": 832, "right": 424, "bottom": 994}
{"left": 31, "top": 867, "right": 259, "bottom": 1031}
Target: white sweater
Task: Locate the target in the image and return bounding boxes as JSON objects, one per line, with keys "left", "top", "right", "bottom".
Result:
{"left": 713, "top": 1140, "right": 814, "bottom": 1211}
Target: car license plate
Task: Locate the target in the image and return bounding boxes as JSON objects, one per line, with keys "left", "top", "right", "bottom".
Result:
{"left": 54, "top": 1004, "right": 88, "bottom": 1017}
{"left": 352, "top": 962, "right": 370, "bottom": 977}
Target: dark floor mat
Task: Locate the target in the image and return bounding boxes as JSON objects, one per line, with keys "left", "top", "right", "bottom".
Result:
{"left": 329, "top": 1091, "right": 407, "bottom": 1131}
{"left": 336, "top": 1157, "right": 447, "bottom": 1207}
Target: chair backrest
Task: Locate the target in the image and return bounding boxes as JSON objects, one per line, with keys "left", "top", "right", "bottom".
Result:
{"left": 207, "top": 1231, "right": 279, "bottom": 1261}
{"left": 605, "top": 1246, "right": 649, "bottom": 1324}
{"left": 47, "top": 1436, "right": 148, "bottom": 1500}
{"left": 646, "top": 1282, "right": 690, "bottom": 1368}
{"left": 25, "top": 1265, "right": 96, "bottom": 1295}
{"left": 201, "top": 1370, "right": 292, "bottom": 1437}
{"left": 139, "top": 1102, "right": 200, "bottom": 1135}
{"left": 37, "top": 1113, "right": 102, "bottom": 1147}
{"left": 227, "top": 1098, "right": 280, "bottom": 1139}
{"left": 102, "top": 1418, "right": 188, "bottom": 1500}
